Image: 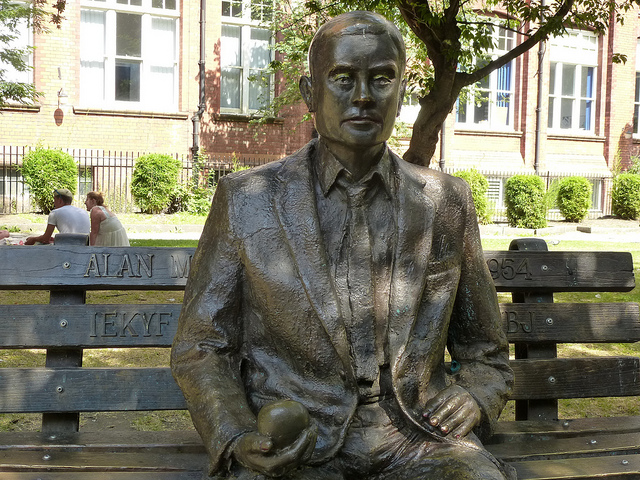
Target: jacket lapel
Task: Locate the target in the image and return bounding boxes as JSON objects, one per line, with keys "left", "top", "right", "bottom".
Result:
{"left": 273, "top": 145, "right": 353, "bottom": 378}
{"left": 388, "top": 157, "right": 435, "bottom": 363}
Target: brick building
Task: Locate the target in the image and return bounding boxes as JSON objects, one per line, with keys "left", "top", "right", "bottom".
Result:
{"left": 397, "top": 8, "right": 640, "bottom": 216}
{"left": 2, "top": 2, "right": 640, "bottom": 216}
{"left": 0, "top": 0, "right": 313, "bottom": 160}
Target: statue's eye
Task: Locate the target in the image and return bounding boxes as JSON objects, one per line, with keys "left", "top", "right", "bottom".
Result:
{"left": 333, "top": 73, "right": 352, "bottom": 85}
{"left": 372, "top": 74, "right": 392, "bottom": 86}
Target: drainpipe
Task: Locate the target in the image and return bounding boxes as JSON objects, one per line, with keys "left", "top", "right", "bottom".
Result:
{"left": 534, "top": 2, "right": 546, "bottom": 174}
{"left": 191, "top": 0, "right": 206, "bottom": 160}
{"left": 534, "top": 40, "right": 545, "bottom": 174}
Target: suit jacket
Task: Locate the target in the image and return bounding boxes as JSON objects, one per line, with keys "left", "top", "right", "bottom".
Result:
{"left": 171, "top": 139, "right": 513, "bottom": 476}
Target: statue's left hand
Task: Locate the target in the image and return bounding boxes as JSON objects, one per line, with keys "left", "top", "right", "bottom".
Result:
{"left": 422, "top": 384, "right": 481, "bottom": 439}
{"left": 232, "top": 425, "right": 317, "bottom": 477}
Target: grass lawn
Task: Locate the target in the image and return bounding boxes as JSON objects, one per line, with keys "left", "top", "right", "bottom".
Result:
{"left": 1, "top": 237, "right": 639, "bottom": 431}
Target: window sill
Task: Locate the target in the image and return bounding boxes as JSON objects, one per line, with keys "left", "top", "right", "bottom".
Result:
{"left": 454, "top": 128, "right": 522, "bottom": 138}
{"left": 1, "top": 104, "right": 41, "bottom": 113}
{"left": 547, "top": 133, "right": 605, "bottom": 143}
{"left": 215, "top": 112, "right": 284, "bottom": 124}
{"left": 73, "top": 107, "right": 188, "bottom": 120}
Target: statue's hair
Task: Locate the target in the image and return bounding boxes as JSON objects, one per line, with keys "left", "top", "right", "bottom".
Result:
{"left": 308, "top": 11, "right": 406, "bottom": 78}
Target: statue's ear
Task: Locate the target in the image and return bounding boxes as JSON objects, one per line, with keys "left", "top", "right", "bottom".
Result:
{"left": 299, "top": 76, "right": 315, "bottom": 112}
{"left": 396, "top": 79, "right": 407, "bottom": 117}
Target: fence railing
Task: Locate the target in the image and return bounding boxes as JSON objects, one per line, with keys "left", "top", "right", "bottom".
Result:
{"left": 1, "top": 147, "right": 615, "bottom": 220}
{"left": 0, "top": 146, "right": 277, "bottom": 214}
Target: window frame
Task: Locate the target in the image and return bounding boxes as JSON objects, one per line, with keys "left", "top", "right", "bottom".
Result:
{"left": 547, "top": 29, "right": 598, "bottom": 135}
{"left": 455, "top": 23, "right": 516, "bottom": 131}
{"left": 80, "top": 0, "right": 180, "bottom": 112}
{"left": 220, "top": 0, "right": 274, "bottom": 115}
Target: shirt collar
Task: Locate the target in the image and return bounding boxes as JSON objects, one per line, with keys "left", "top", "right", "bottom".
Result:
{"left": 314, "top": 138, "right": 394, "bottom": 198}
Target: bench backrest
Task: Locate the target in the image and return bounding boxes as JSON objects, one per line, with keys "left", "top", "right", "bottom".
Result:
{"left": 0, "top": 235, "right": 637, "bottom": 433}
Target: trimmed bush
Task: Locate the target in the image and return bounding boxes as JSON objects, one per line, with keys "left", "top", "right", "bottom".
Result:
{"left": 453, "top": 169, "right": 492, "bottom": 224}
{"left": 131, "top": 154, "right": 182, "bottom": 214}
{"left": 556, "top": 176, "right": 591, "bottom": 222}
{"left": 19, "top": 147, "right": 78, "bottom": 214}
{"left": 611, "top": 173, "right": 640, "bottom": 220}
{"left": 504, "top": 175, "right": 547, "bottom": 229}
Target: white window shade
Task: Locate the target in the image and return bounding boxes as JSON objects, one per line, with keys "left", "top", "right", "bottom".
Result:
{"left": 80, "top": 10, "right": 106, "bottom": 104}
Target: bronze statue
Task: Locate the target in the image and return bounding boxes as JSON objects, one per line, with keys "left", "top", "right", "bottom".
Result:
{"left": 172, "top": 11, "right": 514, "bottom": 479}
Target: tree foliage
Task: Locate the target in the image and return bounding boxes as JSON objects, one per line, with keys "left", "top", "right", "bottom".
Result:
{"left": 1, "top": 0, "right": 66, "bottom": 107}
{"left": 19, "top": 147, "right": 78, "bottom": 214}
{"left": 260, "top": 0, "right": 634, "bottom": 166}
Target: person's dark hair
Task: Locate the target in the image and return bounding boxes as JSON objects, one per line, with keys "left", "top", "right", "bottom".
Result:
{"left": 86, "top": 191, "right": 105, "bottom": 206}
{"left": 308, "top": 11, "right": 406, "bottom": 78}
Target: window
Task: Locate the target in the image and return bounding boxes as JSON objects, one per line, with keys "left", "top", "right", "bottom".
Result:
{"left": 80, "top": 0, "right": 179, "bottom": 111}
{"left": 486, "top": 177, "right": 505, "bottom": 209}
{"left": 221, "top": 0, "right": 273, "bottom": 114}
{"left": 456, "top": 25, "right": 515, "bottom": 130}
{"left": 0, "top": 8, "right": 33, "bottom": 103}
{"left": 548, "top": 30, "right": 597, "bottom": 133}
{"left": 78, "top": 167, "right": 94, "bottom": 197}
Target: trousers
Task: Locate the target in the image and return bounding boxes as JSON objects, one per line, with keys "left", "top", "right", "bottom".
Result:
{"left": 225, "top": 397, "right": 514, "bottom": 480}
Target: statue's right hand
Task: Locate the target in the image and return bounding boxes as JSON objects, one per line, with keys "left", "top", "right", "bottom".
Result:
{"left": 233, "top": 427, "right": 316, "bottom": 477}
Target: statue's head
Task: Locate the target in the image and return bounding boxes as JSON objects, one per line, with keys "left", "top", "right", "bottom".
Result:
{"left": 300, "top": 11, "right": 407, "bottom": 156}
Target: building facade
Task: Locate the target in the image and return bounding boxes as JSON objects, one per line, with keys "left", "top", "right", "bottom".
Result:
{"left": 0, "top": 0, "right": 313, "bottom": 159}
{"left": 2, "top": 3, "right": 640, "bottom": 217}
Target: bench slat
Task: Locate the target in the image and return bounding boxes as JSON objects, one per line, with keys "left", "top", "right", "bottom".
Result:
{"left": 0, "top": 474, "right": 203, "bottom": 479}
{"left": 487, "top": 431, "right": 640, "bottom": 462}
{"left": 0, "top": 304, "right": 180, "bottom": 348}
{"left": 0, "top": 368, "right": 186, "bottom": 412}
{"left": 510, "top": 452, "right": 640, "bottom": 479}
{"left": 501, "top": 302, "right": 640, "bottom": 343}
{"left": 484, "top": 251, "right": 635, "bottom": 292}
{"left": 511, "top": 357, "right": 640, "bottom": 399}
{"left": 0, "top": 246, "right": 196, "bottom": 290}
{"left": 0, "top": 431, "right": 203, "bottom": 452}
{"left": 0, "top": 247, "right": 633, "bottom": 292}
{"left": 0, "top": 450, "right": 206, "bottom": 472}
{"left": 491, "top": 416, "right": 640, "bottom": 443}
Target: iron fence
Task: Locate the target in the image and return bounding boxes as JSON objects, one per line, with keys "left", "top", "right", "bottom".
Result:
{"left": 0, "top": 147, "right": 616, "bottom": 220}
{"left": 0, "top": 146, "right": 276, "bottom": 214}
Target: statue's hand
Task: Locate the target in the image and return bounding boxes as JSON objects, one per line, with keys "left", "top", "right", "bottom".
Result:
{"left": 233, "top": 425, "right": 317, "bottom": 477}
{"left": 422, "top": 384, "right": 481, "bottom": 439}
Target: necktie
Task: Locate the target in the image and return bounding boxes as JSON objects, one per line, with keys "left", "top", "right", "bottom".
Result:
{"left": 345, "top": 184, "right": 378, "bottom": 382}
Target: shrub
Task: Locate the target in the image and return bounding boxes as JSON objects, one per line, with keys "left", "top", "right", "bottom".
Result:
{"left": 19, "top": 147, "right": 78, "bottom": 214}
{"left": 611, "top": 173, "right": 640, "bottom": 220}
{"left": 504, "top": 175, "right": 547, "bottom": 229}
{"left": 167, "top": 184, "right": 213, "bottom": 216}
{"left": 453, "top": 169, "right": 492, "bottom": 224}
{"left": 556, "top": 176, "right": 592, "bottom": 222}
{"left": 131, "top": 154, "right": 182, "bottom": 214}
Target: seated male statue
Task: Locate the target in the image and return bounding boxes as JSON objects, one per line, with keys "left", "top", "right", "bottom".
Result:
{"left": 172, "top": 10, "right": 515, "bottom": 480}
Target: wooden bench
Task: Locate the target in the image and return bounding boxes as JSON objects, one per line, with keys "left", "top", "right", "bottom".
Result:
{"left": 0, "top": 234, "right": 638, "bottom": 479}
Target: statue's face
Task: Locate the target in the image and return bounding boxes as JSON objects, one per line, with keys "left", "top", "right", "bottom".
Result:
{"left": 309, "top": 31, "right": 405, "bottom": 155}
